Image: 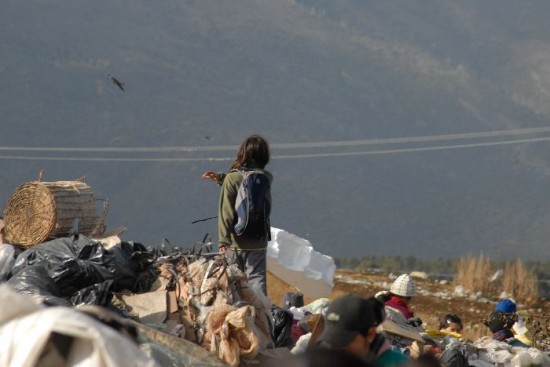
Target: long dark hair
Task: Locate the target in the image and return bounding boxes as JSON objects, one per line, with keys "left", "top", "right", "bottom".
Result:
{"left": 230, "top": 135, "right": 270, "bottom": 170}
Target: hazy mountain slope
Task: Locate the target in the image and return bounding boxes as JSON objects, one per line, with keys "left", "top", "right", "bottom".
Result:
{"left": 2, "top": 0, "right": 550, "bottom": 259}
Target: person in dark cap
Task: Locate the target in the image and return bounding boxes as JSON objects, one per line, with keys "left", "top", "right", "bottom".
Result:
{"left": 495, "top": 299, "right": 516, "bottom": 314}
{"left": 483, "top": 311, "right": 526, "bottom": 346}
{"left": 317, "top": 294, "right": 408, "bottom": 367}
{"left": 482, "top": 309, "right": 529, "bottom": 348}
{"left": 483, "top": 298, "right": 533, "bottom": 347}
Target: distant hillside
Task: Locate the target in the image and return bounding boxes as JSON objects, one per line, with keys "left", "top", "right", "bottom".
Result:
{"left": 2, "top": 0, "right": 550, "bottom": 259}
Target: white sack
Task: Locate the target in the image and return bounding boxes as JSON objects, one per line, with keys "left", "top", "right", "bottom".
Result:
{"left": 0, "top": 285, "right": 159, "bottom": 367}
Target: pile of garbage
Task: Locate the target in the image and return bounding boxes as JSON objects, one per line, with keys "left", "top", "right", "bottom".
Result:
{"left": 0, "top": 175, "right": 336, "bottom": 366}
{"left": 0, "top": 179, "right": 547, "bottom": 367}
{"left": 380, "top": 319, "right": 550, "bottom": 367}
{"left": 0, "top": 232, "right": 308, "bottom": 366}
{"left": 119, "top": 239, "right": 275, "bottom": 366}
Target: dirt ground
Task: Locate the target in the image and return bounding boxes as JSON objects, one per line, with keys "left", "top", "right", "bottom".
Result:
{"left": 267, "top": 269, "right": 550, "bottom": 344}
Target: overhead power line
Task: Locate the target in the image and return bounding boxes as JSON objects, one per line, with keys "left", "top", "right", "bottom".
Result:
{"left": 274, "top": 135, "right": 550, "bottom": 159}
{"left": 272, "top": 125, "right": 550, "bottom": 149}
{"left": 0, "top": 126, "right": 550, "bottom": 153}
{"left": 0, "top": 135, "right": 549, "bottom": 162}
{"left": 0, "top": 155, "right": 232, "bottom": 162}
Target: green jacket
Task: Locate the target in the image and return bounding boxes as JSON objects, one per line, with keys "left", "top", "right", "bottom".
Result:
{"left": 376, "top": 349, "right": 409, "bottom": 367}
{"left": 218, "top": 169, "right": 273, "bottom": 250}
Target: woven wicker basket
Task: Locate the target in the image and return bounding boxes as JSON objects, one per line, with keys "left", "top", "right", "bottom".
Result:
{"left": 3, "top": 181, "right": 107, "bottom": 247}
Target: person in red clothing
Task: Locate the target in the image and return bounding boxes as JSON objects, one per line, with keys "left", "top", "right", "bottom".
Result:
{"left": 384, "top": 274, "right": 417, "bottom": 321}
{"left": 378, "top": 274, "right": 424, "bottom": 351}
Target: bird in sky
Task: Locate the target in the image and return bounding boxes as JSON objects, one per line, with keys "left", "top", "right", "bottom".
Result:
{"left": 108, "top": 74, "right": 125, "bottom": 91}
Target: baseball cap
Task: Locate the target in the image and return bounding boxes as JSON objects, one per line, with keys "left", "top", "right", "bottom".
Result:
{"left": 318, "top": 295, "right": 380, "bottom": 348}
{"left": 495, "top": 299, "right": 516, "bottom": 314}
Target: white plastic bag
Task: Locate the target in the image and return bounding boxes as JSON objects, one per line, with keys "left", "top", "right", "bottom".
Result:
{"left": 0, "top": 285, "right": 159, "bottom": 367}
{"left": 510, "top": 348, "right": 548, "bottom": 367}
{"left": 0, "top": 245, "right": 15, "bottom": 281}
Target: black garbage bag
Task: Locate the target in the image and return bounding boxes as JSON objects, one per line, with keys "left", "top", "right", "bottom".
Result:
{"left": 271, "top": 305, "right": 294, "bottom": 348}
{"left": 51, "top": 249, "right": 114, "bottom": 297}
{"left": 70, "top": 280, "right": 114, "bottom": 306}
{"left": 12, "top": 235, "right": 115, "bottom": 297}
{"left": 7, "top": 265, "right": 71, "bottom": 306}
{"left": 108, "top": 241, "right": 155, "bottom": 292}
{"left": 438, "top": 345, "right": 468, "bottom": 367}
{"left": 10, "top": 235, "right": 158, "bottom": 306}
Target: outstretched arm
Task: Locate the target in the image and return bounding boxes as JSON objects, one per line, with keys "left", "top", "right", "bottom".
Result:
{"left": 202, "top": 171, "right": 226, "bottom": 185}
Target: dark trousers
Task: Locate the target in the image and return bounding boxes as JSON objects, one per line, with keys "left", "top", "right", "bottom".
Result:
{"left": 226, "top": 248, "right": 267, "bottom": 296}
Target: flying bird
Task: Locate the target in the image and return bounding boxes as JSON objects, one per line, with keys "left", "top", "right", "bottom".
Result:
{"left": 108, "top": 74, "right": 125, "bottom": 91}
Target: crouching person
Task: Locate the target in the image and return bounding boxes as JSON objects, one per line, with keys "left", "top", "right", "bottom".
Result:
{"left": 376, "top": 274, "right": 425, "bottom": 352}
{"left": 383, "top": 274, "right": 423, "bottom": 332}
{"left": 483, "top": 299, "right": 531, "bottom": 348}
{"left": 422, "top": 314, "right": 469, "bottom": 367}
{"left": 315, "top": 294, "right": 409, "bottom": 367}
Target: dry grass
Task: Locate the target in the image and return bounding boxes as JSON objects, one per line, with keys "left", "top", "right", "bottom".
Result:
{"left": 455, "top": 254, "right": 495, "bottom": 296}
{"left": 521, "top": 312, "right": 550, "bottom": 350}
{"left": 455, "top": 255, "right": 539, "bottom": 306}
{"left": 502, "top": 259, "right": 539, "bottom": 305}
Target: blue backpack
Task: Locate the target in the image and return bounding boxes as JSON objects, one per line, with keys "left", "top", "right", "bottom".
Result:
{"left": 233, "top": 169, "right": 271, "bottom": 240}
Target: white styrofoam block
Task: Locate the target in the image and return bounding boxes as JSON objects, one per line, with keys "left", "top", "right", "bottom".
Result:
{"left": 266, "top": 228, "right": 281, "bottom": 258}
{"left": 266, "top": 227, "right": 335, "bottom": 297}
{"left": 275, "top": 229, "right": 312, "bottom": 270}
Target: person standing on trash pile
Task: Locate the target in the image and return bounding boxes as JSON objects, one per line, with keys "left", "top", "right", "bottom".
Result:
{"left": 202, "top": 134, "right": 273, "bottom": 296}
{"left": 315, "top": 294, "right": 409, "bottom": 367}
{"left": 482, "top": 298, "right": 533, "bottom": 348}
